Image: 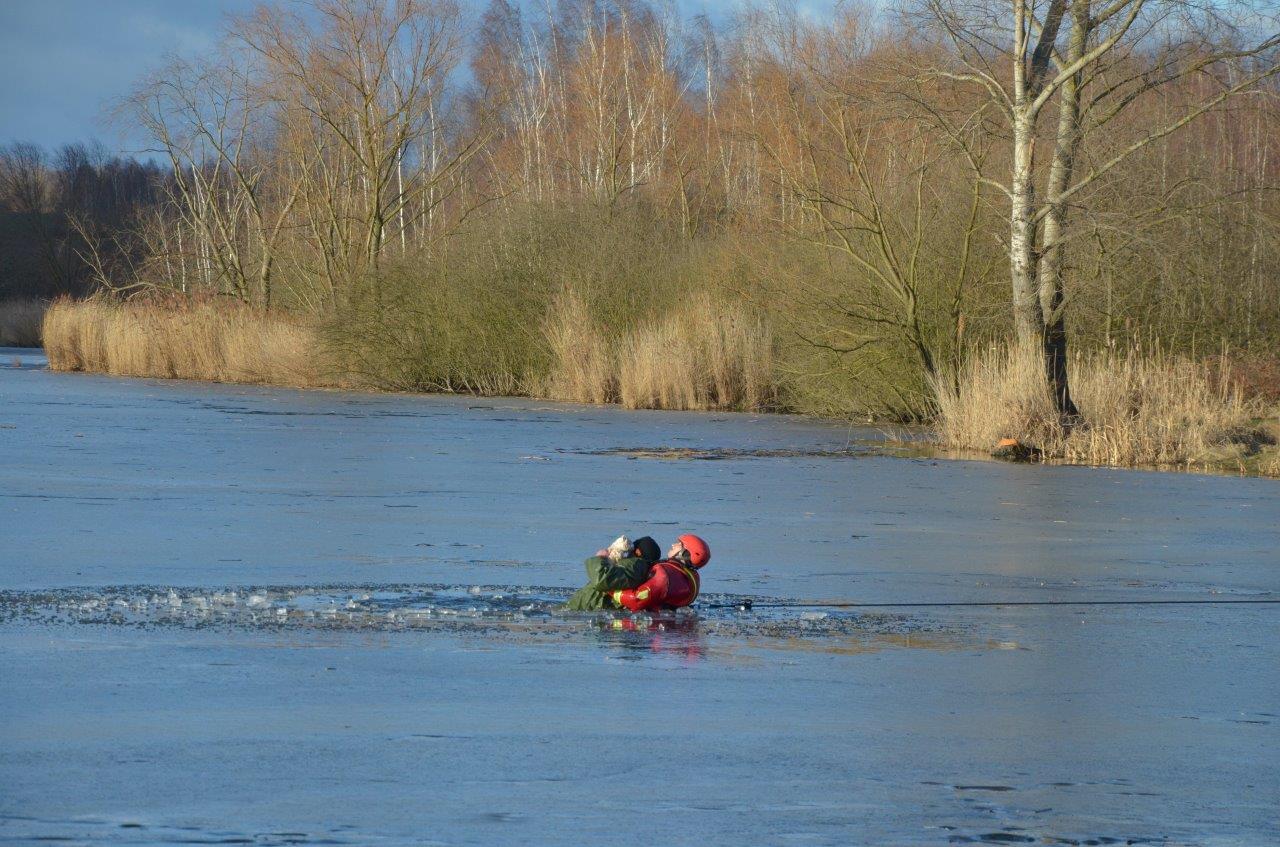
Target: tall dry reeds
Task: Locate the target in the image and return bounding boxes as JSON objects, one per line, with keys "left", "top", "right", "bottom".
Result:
{"left": 43, "top": 298, "right": 328, "bottom": 387}
{"left": 541, "top": 290, "right": 617, "bottom": 404}
{"left": 542, "top": 291, "right": 776, "bottom": 412}
{"left": 41, "top": 290, "right": 780, "bottom": 411}
{"left": 617, "top": 294, "right": 775, "bottom": 411}
{"left": 934, "top": 344, "right": 1269, "bottom": 469}
{"left": 0, "top": 300, "right": 47, "bottom": 347}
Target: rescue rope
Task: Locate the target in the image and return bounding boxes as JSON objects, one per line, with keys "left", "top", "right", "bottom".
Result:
{"left": 707, "top": 598, "right": 1280, "bottom": 610}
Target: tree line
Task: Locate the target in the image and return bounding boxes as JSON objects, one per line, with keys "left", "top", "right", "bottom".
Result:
{"left": 0, "top": 141, "right": 164, "bottom": 298}
{"left": 3, "top": 0, "right": 1277, "bottom": 418}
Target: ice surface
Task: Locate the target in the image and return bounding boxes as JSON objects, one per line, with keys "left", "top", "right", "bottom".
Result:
{"left": 1, "top": 347, "right": 1278, "bottom": 845}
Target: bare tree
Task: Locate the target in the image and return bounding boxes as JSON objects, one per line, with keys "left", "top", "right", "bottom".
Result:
{"left": 753, "top": 9, "right": 1000, "bottom": 414}
{"left": 130, "top": 51, "right": 300, "bottom": 305}
{"left": 236, "top": 0, "right": 486, "bottom": 290}
{"left": 912, "top": 0, "right": 1280, "bottom": 418}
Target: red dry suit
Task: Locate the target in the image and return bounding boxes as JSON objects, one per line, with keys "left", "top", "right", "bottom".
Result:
{"left": 612, "top": 558, "right": 701, "bottom": 612}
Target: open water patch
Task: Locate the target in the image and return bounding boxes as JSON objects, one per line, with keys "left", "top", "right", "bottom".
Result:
{"left": 0, "top": 583, "right": 986, "bottom": 653}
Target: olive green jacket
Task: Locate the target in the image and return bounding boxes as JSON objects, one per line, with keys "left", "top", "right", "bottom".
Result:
{"left": 564, "top": 555, "right": 653, "bottom": 611}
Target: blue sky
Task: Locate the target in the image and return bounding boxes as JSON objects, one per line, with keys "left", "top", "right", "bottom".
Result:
{"left": 0, "top": 1, "right": 260, "bottom": 153}
{"left": 2, "top": 0, "right": 840, "bottom": 156}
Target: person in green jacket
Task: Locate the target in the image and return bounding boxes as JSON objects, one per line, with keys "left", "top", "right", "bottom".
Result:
{"left": 565, "top": 534, "right": 661, "bottom": 611}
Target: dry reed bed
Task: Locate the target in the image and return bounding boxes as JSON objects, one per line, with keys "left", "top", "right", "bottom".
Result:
{"left": 934, "top": 344, "right": 1276, "bottom": 471}
{"left": 543, "top": 291, "right": 776, "bottom": 411}
{"left": 541, "top": 291, "right": 616, "bottom": 404}
{"left": 42, "top": 295, "right": 777, "bottom": 412}
{"left": 0, "top": 300, "right": 47, "bottom": 347}
{"left": 43, "top": 299, "right": 328, "bottom": 387}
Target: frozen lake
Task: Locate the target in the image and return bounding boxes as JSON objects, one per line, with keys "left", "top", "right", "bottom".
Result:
{"left": 1, "top": 346, "right": 1277, "bottom": 846}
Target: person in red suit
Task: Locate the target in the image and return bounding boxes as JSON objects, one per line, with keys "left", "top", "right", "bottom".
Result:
{"left": 611, "top": 534, "right": 710, "bottom": 612}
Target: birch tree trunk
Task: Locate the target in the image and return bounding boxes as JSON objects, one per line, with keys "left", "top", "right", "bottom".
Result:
{"left": 1009, "top": 113, "right": 1043, "bottom": 345}
{"left": 1036, "top": 0, "right": 1090, "bottom": 419}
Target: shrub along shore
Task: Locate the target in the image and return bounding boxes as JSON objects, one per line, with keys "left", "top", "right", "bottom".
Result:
{"left": 37, "top": 297, "right": 1280, "bottom": 478}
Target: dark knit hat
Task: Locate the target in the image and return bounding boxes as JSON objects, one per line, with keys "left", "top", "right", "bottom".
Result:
{"left": 632, "top": 536, "right": 660, "bottom": 563}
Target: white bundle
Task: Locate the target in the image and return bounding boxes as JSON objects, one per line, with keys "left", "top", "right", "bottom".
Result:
{"left": 606, "top": 534, "right": 633, "bottom": 560}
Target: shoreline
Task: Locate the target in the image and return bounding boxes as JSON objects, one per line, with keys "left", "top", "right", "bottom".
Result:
{"left": 16, "top": 345, "right": 1278, "bottom": 480}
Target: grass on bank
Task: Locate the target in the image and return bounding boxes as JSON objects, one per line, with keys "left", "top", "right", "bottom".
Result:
{"left": 0, "top": 299, "right": 46, "bottom": 346}
{"left": 933, "top": 344, "right": 1279, "bottom": 472}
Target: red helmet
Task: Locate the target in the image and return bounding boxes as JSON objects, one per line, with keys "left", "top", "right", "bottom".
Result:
{"left": 678, "top": 533, "right": 710, "bottom": 568}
